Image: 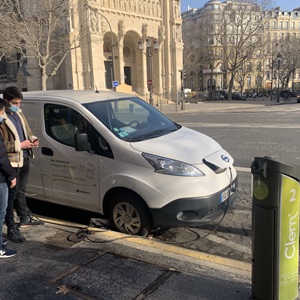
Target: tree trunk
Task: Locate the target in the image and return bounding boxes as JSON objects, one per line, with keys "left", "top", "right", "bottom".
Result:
{"left": 228, "top": 74, "right": 235, "bottom": 100}
{"left": 41, "top": 68, "right": 47, "bottom": 91}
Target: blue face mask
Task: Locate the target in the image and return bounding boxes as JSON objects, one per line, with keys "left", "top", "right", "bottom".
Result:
{"left": 0, "top": 117, "right": 4, "bottom": 124}
{"left": 9, "top": 105, "right": 19, "bottom": 113}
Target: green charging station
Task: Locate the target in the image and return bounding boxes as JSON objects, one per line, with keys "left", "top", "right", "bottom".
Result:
{"left": 251, "top": 157, "right": 300, "bottom": 300}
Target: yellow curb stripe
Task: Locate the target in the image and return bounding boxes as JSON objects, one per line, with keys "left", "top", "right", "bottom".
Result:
{"left": 94, "top": 230, "right": 252, "bottom": 273}
{"left": 39, "top": 217, "right": 251, "bottom": 273}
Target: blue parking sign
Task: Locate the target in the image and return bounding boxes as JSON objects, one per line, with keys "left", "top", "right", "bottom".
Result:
{"left": 112, "top": 81, "right": 119, "bottom": 87}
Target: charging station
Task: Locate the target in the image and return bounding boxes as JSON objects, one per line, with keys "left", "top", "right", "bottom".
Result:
{"left": 251, "top": 157, "right": 300, "bottom": 300}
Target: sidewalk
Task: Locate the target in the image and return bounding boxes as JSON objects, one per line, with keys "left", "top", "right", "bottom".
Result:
{"left": 0, "top": 220, "right": 252, "bottom": 299}
{"left": 158, "top": 97, "right": 298, "bottom": 114}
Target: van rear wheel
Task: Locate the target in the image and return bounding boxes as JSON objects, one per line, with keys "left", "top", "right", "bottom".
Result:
{"left": 109, "top": 194, "right": 152, "bottom": 236}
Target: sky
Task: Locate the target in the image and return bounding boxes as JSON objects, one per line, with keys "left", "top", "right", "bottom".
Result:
{"left": 181, "top": 0, "right": 299, "bottom": 12}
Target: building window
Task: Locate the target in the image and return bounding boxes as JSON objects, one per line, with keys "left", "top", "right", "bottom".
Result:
{"left": 247, "top": 76, "right": 251, "bottom": 88}
{"left": 247, "top": 63, "right": 252, "bottom": 72}
{"left": 256, "top": 49, "right": 262, "bottom": 58}
{"left": 0, "top": 58, "right": 7, "bottom": 76}
{"left": 279, "top": 33, "right": 284, "bottom": 41}
{"left": 285, "top": 22, "right": 289, "bottom": 30}
{"left": 256, "top": 76, "right": 262, "bottom": 88}
{"left": 279, "top": 21, "right": 283, "bottom": 29}
{"left": 286, "top": 33, "right": 289, "bottom": 40}
{"left": 257, "top": 62, "right": 262, "bottom": 72}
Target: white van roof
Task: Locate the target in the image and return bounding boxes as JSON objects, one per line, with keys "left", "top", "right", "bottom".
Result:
{"left": 22, "top": 90, "right": 134, "bottom": 104}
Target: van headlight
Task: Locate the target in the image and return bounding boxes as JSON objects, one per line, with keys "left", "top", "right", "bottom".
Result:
{"left": 142, "top": 153, "right": 205, "bottom": 177}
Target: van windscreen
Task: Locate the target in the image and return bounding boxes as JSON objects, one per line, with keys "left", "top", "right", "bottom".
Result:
{"left": 83, "top": 97, "right": 180, "bottom": 141}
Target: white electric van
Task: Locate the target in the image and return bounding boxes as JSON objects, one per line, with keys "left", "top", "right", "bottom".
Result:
{"left": 21, "top": 90, "right": 237, "bottom": 235}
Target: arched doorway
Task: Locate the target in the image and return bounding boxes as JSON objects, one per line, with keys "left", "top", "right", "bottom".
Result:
{"left": 207, "top": 78, "right": 216, "bottom": 91}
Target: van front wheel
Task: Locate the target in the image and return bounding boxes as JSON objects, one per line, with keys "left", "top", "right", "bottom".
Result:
{"left": 109, "top": 194, "right": 152, "bottom": 236}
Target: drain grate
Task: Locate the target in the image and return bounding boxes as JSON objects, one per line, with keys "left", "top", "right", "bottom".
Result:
{"left": 50, "top": 252, "right": 177, "bottom": 299}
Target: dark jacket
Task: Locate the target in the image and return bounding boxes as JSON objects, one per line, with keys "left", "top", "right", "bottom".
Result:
{"left": 0, "top": 135, "right": 15, "bottom": 184}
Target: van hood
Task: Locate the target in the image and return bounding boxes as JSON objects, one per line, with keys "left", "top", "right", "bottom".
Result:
{"left": 130, "top": 126, "right": 233, "bottom": 165}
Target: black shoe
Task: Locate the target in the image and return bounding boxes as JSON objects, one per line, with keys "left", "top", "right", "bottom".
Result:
{"left": 2, "top": 238, "right": 7, "bottom": 246}
{"left": 19, "top": 215, "right": 44, "bottom": 227}
{"left": 7, "top": 225, "right": 26, "bottom": 243}
{"left": 0, "top": 245, "right": 17, "bottom": 258}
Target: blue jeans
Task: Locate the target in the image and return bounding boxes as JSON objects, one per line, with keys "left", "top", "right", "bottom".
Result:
{"left": 0, "top": 182, "right": 8, "bottom": 246}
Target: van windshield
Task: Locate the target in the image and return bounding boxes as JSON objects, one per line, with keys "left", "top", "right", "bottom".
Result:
{"left": 83, "top": 97, "right": 180, "bottom": 141}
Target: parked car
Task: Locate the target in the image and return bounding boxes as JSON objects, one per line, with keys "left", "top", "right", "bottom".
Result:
{"left": 210, "top": 91, "right": 225, "bottom": 101}
{"left": 232, "top": 92, "right": 247, "bottom": 100}
{"left": 21, "top": 90, "right": 238, "bottom": 236}
{"left": 219, "top": 90, "right": 228, "bottom": 100}
{"left": 297, "top": 93, "right": 300, "bottom": 103}
{"left": 280, "top": 90, "right": 297, "bottom": 99}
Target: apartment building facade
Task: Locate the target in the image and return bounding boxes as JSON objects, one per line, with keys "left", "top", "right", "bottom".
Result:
{"left": 182, "top": 0, "right": 300, "bottom": 94}
{"left": 264, "top": 9, "right": 300, "bottom": 92}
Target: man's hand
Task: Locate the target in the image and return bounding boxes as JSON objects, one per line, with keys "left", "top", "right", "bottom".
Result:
{"left": 30, "top": 136, "right": 40, "bottom": 148}
{"left": 10, "top": 178, "right": 16, "bottom": 188}
{"left": 21, "top": 139, "right": 34, "bottom": 149}
{"left": 32, "top": 139, "right": 39, "bottom": 148}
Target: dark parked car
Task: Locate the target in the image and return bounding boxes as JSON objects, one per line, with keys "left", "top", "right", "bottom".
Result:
{"left": 297, "top": 93, "right": 300, "bottom": 103}
{"left": 280, "top": 90, "right": 297, "bottom": 99}
{"left": 219, "top": 90, "right": 228, "bottom": 100}
{"left": 231, "top": 92, "right": 247, "bottom": 100}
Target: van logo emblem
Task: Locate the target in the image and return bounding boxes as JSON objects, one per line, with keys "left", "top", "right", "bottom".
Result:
{"left": 221, "top": 155, "right": 230, "bottom": 162}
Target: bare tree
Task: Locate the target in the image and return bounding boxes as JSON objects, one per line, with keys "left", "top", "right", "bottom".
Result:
{"left": 183, "top": 14, "right": 222, "bottom": 95}
{"left": 215, "top": 0, "right": 271, "bottom": 99}
{"left": 182, "top": 0, "right": 273, "bottom": 99}
{"left": 0, "top": 0, "right": 86, "bottom": 91}
{"left": 276, "top": 36, "right": 300, "bottom": 91}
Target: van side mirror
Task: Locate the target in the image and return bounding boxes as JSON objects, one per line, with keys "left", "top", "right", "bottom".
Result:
{"left": 75, "top": 133, "right": 91, "bottom": 152}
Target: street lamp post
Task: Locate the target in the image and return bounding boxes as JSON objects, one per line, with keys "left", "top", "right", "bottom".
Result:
{"left": 269, "top": 57, "right": 275, "bottom": 101}
{"left": 292, "top": 67, "right": 295, "bottom": 91}
{"left": 138, "top": 37, "right": 159, "bottom": 105}
{"left": 84, "top": 4, "right": 115, "bottom": 89}
{"left": 276, "top": 53, "right": 282, "bottom": 102}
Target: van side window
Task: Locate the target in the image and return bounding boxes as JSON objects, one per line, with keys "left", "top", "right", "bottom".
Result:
{"left": 44, "top": 104, "right": 113, "bottom": 158}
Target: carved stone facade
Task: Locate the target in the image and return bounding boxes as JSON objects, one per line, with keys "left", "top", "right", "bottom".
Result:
{"left": 25, "top": 0, "right": 183, "bottom": 102}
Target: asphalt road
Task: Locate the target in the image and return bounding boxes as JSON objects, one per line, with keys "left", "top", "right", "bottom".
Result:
{"left": 164, "top": 100, "right": 300, "bottom": 169}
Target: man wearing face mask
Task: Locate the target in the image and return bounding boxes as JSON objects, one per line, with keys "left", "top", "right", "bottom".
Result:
{"left": 0, "top": 87, "right": 43, "bottom": 243}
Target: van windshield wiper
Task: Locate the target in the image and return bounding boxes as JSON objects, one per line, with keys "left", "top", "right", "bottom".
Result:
{"left": 141, "top": 128, "right": 178, "bottom": 139}
{"left": 125, "top": 127, "right": 179, "bottom": 142}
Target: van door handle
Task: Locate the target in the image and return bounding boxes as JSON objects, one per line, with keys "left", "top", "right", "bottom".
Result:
{"left": 41, "top": 147, "right": 54, "bottom": 156}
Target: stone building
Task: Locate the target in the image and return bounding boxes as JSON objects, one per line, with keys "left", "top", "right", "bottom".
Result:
{"left": 19, "top": 0, "right": 184, "bottom": 102}
{"left": 264, "top": 8, "right": 300, "bottom": 92}
{"left": 182, "top": 0, "right": 300, "bottom": 95}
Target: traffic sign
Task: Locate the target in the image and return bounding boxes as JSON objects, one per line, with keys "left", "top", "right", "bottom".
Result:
{"left": 147, "top": 79, "right": 153, "bottom": 87}
{"left": 112, "top": 81, "right": 119, "bottom": 87}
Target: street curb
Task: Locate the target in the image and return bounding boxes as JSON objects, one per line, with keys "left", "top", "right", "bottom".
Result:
{"left": 36, "top": 216, "right": 251, "bottom": 275}
{"left": 159, "top": 98, "right": 298, "bottom": 114}
{"left": 89, "top": 229, "right": 252, "bottom": 276}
